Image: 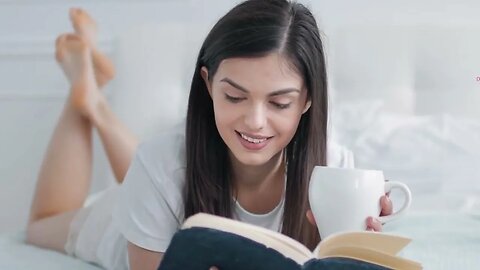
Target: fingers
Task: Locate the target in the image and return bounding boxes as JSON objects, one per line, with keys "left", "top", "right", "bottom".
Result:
{"left": 366, "top": 217, "right": 383, "bottom": 232}
{"left": 380, "top": 195, "right": 393, "bottom": 216}
{"left": 306, "top": 210, "right": 317, "bottom": 227}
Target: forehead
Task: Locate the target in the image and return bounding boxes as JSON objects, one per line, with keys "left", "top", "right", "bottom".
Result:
{"left": 214, "top": 53, "right": 303, "bottom": 90}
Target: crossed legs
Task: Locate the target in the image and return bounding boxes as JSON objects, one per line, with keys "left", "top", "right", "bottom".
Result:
{"left": 26, "top": 8, "right": 138, "bottom": 253}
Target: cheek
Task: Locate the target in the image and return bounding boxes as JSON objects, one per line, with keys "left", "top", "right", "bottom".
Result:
{"left": 270, "top": 106, "right": 304, "bottom": 142}
{"left": 212, "top": 95, "right": 238, "bottom": 128}
{"left": 274, "top": 113, "right": 302, "bottom": 136}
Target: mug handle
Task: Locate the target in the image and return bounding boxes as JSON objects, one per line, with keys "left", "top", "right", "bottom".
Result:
{"left": 377, "top": 181, "right": 412, "bottom": 224}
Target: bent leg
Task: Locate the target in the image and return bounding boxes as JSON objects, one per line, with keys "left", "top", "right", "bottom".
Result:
{"left": 89, "top": 96, "right": 139, "bottom": 184}
{"left": 28, "top": 34, "right": 96, "bottom": 224}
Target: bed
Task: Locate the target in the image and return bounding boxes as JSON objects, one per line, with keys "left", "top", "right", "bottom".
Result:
{"left": 2, "top": 195, "right": 479, "bottom": 269}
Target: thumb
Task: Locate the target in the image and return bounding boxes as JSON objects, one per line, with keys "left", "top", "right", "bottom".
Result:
{"left": 306, "top": 210, "right": 317, "bottom": 227}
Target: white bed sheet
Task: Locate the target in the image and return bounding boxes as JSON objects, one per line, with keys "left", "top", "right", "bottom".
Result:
{"left": 0, "top": 231, "right": 101, "bottom": 270}
{"left": 385, "top": 193, "right": 480, "bottom": 270}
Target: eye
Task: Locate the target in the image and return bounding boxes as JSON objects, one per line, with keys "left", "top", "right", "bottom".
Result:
{"left": 270, "top": 102, "right": 291, "bottom": 109}
{"left": 225, "top": 94, "right": 246, "bottom": 103}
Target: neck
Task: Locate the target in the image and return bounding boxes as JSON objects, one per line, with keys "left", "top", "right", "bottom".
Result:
{"left": 229, "top": 151, "right": 285, "bottom": 194}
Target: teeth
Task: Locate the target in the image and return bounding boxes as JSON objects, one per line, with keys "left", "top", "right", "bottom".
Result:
{"left": 240, "top": 133, "right": 268, "bottom": 144}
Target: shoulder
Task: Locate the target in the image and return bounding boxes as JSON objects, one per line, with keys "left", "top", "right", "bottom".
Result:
{"left": 134, "top": 121, "right": 187, "bottom": 190}
{"left": 326, "top": 140, "right": 355, "bottom": 168}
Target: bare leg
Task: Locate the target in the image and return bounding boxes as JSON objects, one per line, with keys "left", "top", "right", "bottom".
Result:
{"left": 26, "top": 34, "right": 96, "bottom": 252}
{"left": 69, "top": 8, "right": 138, "bottom": 181}
{"left": 27, "top": 33, "right": 137, "bottom": 253}
{"left": 70, "top": 7, "right": 115, "bottom": 89}
{"left": 30, "top": 32, "right": 137, "bottom": 224}
{"left": 29, "top": 34, "right": 96, "bottom": 224}
{"left": 88, "top": 96, "right": 139, "bottom": 184}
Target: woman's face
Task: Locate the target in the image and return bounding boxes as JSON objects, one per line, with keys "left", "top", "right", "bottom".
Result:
{"left": 201, "top": 53, "right": 311, "bottom": 167}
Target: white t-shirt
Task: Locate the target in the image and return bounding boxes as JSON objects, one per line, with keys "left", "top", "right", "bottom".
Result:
{"left": 112, "top": 123, "right": 354, "bottom": 253}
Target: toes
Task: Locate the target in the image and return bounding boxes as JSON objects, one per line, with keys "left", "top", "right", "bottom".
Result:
{"left": 69, "top": 7, "right": 79, "bottom": 20}
{"left": 55, "top": 34, "right": 69, "bottom": 61}
{"left": 65, "top": 33, "right": 78, "bottom": 41}
{"left": 56, "top": 33, "right": 81, "bottom": 46}
{"left": 55, "top": 34, "right": 66, "bottom": 47}
{"left": 69, "top": 7, "right": 89, "bottom": 21}
{"left": 65, "top": 34, "right": 86, "bottom": 45}
{"left": 55, "top": 33, "right": 88, "bottom": 57}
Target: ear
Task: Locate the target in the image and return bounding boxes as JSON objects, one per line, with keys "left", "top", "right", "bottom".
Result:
{"left": 302, "top": 99, "right": 312, "bottom": 114}
{"left": 200, "top": 66, "right": 212, "bottom": 97}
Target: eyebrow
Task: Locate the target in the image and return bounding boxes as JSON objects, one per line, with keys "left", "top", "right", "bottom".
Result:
{"left": 220, "top": 77, "right": 301, "bottom": 96}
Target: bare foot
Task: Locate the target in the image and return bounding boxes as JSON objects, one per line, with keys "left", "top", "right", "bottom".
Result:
{"left": 55, "top": 33, "right": 102, "bottom": 119}
{"left": 69, "top": 8, "right": 115, "bottom": 88}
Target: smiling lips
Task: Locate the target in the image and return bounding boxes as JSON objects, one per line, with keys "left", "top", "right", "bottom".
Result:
{"left": 236, "top": 131, "right": 273, "bottom": 150}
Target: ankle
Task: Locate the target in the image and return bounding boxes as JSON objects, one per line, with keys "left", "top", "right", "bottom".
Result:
{"left": 88, "top": 93, "right": 109, "bottom": 128}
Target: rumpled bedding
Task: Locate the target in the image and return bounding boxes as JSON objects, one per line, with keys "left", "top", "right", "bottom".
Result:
{"left": 331, "top": 100, "right": 480, "bottom": 194}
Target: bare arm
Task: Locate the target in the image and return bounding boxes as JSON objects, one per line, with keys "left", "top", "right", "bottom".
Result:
{"left": 127, "top": 241, "right": 163, "bottom": 270}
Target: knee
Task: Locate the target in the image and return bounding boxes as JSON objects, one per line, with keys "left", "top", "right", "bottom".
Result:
{"left": 25, "top": 221, "right": 38, "bottom": 246}
{"left": 24, "top": 211, "right": 76, "bottom": 253}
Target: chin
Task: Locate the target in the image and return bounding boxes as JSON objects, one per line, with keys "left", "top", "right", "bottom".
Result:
{"left": 229, "top": 146, "right": 281, "bottom": 167}
{"left": 233, "top": 153, "right": 271, "bottom": 167}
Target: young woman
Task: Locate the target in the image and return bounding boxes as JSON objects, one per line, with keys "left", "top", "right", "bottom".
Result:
{"left": 26, "top": 1, "right": 393, "bottom": 270}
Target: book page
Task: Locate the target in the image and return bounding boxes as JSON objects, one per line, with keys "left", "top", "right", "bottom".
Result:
{"left": 182, "top": 213, "right": 314, "bottom": 264}
{"left": 318, "top": 246, "right": 422, "bottom": 270}
{"left": 313, "top": 231, "right": 411, "bottom": 258}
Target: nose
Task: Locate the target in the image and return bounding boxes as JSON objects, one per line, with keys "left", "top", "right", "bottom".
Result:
{"left": 244, "top": 104, "right": 266, "bottom": 131}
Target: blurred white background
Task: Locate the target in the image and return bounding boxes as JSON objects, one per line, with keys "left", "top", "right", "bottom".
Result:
{"left": 1, "top": 0, "right": 480, "bottom": 234}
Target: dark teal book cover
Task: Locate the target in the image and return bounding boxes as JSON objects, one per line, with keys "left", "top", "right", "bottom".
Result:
{"left": 158, "top": 227, "right": 391, "bottom": 270}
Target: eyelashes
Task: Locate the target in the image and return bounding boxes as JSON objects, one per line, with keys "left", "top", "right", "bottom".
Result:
{"left": 273, "top": 102, "right": 291, "bottom": 109}
{"left": 224, "top": 94, "right": 291, "bottom": 109}
{"left": 224, "top": 94, "right": 245, "bottom": 103}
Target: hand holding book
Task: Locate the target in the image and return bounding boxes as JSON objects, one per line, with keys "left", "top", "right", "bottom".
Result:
{"left": 158, "top": 213, "right": 422, "bottom": 270}
{"left": 158, "top": 167, "right": 417, "bottom": 270}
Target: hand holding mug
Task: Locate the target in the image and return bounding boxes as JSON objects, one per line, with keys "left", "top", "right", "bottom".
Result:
{"left": 308, "top": 166, "right": 412, "bottom": 239}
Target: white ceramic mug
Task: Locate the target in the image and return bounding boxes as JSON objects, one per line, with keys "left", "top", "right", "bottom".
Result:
{"left": 308, "top": 166, "right": 412, "bottom": 239}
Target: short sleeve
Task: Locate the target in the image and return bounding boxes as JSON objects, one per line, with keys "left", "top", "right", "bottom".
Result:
{"left": 112, "top": 146, "right": 181, "bottom": 252}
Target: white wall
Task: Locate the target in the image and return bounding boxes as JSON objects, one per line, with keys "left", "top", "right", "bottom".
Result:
{"left": 1, "top": 0, "right": 480, "bottom": 233}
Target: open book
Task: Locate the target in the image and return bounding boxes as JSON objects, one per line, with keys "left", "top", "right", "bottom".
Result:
{"left": 158, "top": 213, "right": 422, "bottom": 270}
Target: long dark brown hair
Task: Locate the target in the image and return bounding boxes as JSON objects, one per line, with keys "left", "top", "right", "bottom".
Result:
{"left": 184, "top": 0, "right": 328, "bottom": 250}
